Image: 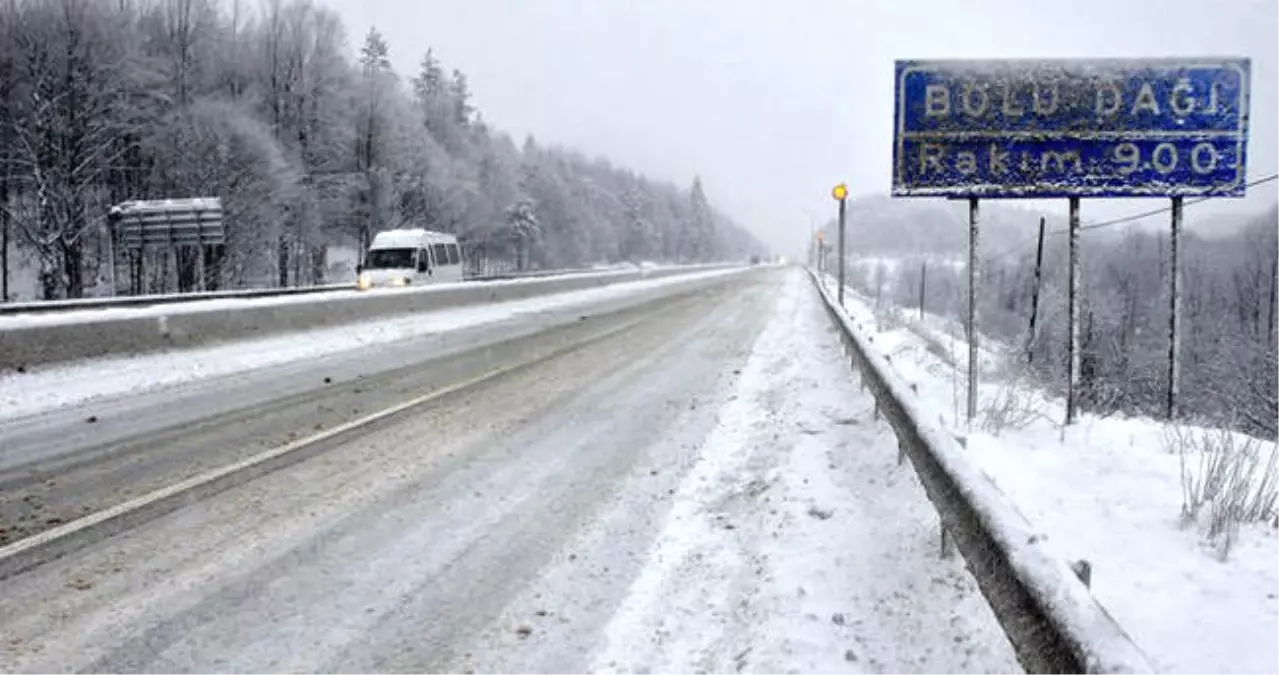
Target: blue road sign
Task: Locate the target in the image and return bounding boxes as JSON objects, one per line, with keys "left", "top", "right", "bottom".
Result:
{"left": 892, "top": 58, "right": 1251, "bottom": 198}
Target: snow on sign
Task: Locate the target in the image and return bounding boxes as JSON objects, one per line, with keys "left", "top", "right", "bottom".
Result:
{"left": 892, "top": 58, "right": 1251, "bottom": 198}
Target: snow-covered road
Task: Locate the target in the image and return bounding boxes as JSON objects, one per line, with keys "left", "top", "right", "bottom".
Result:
{"left": 588, "top": 269, "right": 1017, "bottom": 674}
{"left": 0, "top": 268, "right": 1017, "bottom": 673}
{"left": 0, "top": 267, "right": 745, "bottom": 422}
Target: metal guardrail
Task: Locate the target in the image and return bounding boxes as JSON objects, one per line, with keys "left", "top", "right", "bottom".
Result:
{"left": 808, "top": 269, "right": 1152, "bottom": 674}
{"left": 0, "top": 267, "right": 608, "bottom": 316}
{"left": 1, "top": 264, "right": 744, "bottom": 371}
{"left": 0, "top": 284, "right": 352, "bottom": 316}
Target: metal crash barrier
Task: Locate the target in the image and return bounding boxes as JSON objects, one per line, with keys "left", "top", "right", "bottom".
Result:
{"left": 0, "top": 267, "right": 620, "bottom": 317}
{"left": 0, "top": 264, "right": 741, "bottom": 371}
{"left": 808, "top": 269, "right": 1152, "bottom": 675}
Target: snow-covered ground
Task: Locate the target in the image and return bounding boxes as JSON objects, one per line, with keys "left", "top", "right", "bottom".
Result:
{"left": 821, "top": 274, "right": 1279, "bottom": 674}
{"left": 588, "top": 270, "right": 1018, "bottom": 673}
{"left": 0, "top": 268, "right": 744, "bottom": 422}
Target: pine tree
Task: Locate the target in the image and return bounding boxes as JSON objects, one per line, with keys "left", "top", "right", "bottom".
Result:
{"left": 686, "top": 176, "right": 715, "bottom": 262}
{"left": 450, "top": 68, "right": 473, "bottom": 127}
{"left": 356, "top": 26, "right": 393, "bottom": 253}
{"left": 412, "top": 49, "right": 445, "bottom": 100}
{"left": 358, "top": 27, "right": 390, "bottom": 75}
{"left": 505, "top": 198, "right": 540, "bottom": 271}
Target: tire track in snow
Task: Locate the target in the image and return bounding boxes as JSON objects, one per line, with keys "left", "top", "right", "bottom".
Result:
{"left": 590, "top": 270, "right": 1020, "bottom": 674}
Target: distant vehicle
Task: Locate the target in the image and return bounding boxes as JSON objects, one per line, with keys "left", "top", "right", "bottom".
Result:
{"left": 749, "top": 254, "right": 761, "bottom": 265}
{"left": 356, "top": 229, "right": 463, "bottom": 290}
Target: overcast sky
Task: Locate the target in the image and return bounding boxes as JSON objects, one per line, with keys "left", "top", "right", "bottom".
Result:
{"left": 325, "top": 0, "right": 1277, "bottom": 253}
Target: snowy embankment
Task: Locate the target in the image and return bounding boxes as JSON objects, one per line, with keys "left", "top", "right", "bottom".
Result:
{"left": 824, "top": 274, "right": 1278, "bottom": 674}
{"left": 0, "top": 268, "right": 742, "bottom": 422}
{"left": 590, "top": 270, "right": 1018, "bottom": 674}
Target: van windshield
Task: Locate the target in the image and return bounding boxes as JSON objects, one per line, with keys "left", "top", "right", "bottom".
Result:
{"left": 365, "top": 248, "right": 416, "bottom": 270}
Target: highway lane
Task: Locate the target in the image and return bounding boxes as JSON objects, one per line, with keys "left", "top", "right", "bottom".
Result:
{"left": 0, "top": 267, "right": 1021, "bottom": 673}
{"left": 0, "top": 269, "right": 751, "bottom": 548}
{"left": 0, "top": 266, "right": 786, "bottom": 673}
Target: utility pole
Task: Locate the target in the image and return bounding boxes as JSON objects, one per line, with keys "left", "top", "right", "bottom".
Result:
{"left": 1027, "top": 216, "right": 1046, "bottom": 363}
{"left": 919, "top": 261, "right": 927, "bottom": 320}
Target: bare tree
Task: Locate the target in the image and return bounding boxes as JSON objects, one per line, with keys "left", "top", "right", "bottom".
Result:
{"left": 10, "top": 0, "right": 147, "bottom": 298}
{"left": 0, "top": 0, "right": 16, "bottom": 301}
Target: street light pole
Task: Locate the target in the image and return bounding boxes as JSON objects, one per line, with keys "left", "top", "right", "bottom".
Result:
{"left": 831, "top": 183, "right": 848, "bottom": 306}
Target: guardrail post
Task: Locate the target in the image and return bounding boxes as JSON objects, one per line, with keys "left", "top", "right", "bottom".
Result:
{"left": 940, "top": 525, "right": 952, "bottom": 559}
{"left": 897, "top": 441, "right": 905, "bottom": 466}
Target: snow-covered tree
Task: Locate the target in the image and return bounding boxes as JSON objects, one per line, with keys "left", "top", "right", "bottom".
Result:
{"left": 504, "top": 198, "right": 539, "bottom": 271}
{"left": 0, "top": 0, "right": 763, "bottom": 300}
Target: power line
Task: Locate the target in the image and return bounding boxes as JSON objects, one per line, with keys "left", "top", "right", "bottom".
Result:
{"left": 973, "top": 173, "right": 1278, "bottom": 266}
{"left": 867, "top": 174, "right": 1279, "bottom": 269}
{"left": 1048, "top": 173, "right": 1279, "bottom": 236}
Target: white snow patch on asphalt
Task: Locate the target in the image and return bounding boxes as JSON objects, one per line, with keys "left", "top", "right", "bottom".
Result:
{"left": 0, "top": 269, "right": 742, "bottom": 422}
{"left": 590, "top": 271, "right": 1019, "bottom": 674}
{"left": 827, "top": 275, "right": 1279, "bottom": 675}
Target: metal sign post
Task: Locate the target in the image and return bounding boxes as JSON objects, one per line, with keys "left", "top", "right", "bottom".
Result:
{"left": 104, "top": 219, "right": 118, "bottom": 297}
{"left": 892, "top": 57, "right": 1251, "bottom": 427}
{"left": 966, "top": 196, "right": 979, "bottom": 423}
{"left": 832, "top": 182, "right": 848, "bottom": 306}
{"left": 1167, "top": 196, "right": 1183, "bottom": 419}
{"left": 1066, "top": 197, "right": 1082, "bottom": 425}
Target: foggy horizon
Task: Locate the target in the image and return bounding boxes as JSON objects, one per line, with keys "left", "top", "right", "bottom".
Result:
{"left": 326, "top": 0, "right": 1277, "bottom": 255}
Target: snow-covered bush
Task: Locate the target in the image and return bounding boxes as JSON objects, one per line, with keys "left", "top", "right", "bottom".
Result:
{"left": 874, "top": 306, "right": 902, "bottom": 333}
{"left": 1165, "top": 425, "right": 1279, "bottom": 559}
{"left": 979, "top": 365, "right": 1049, "bottom": 436}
